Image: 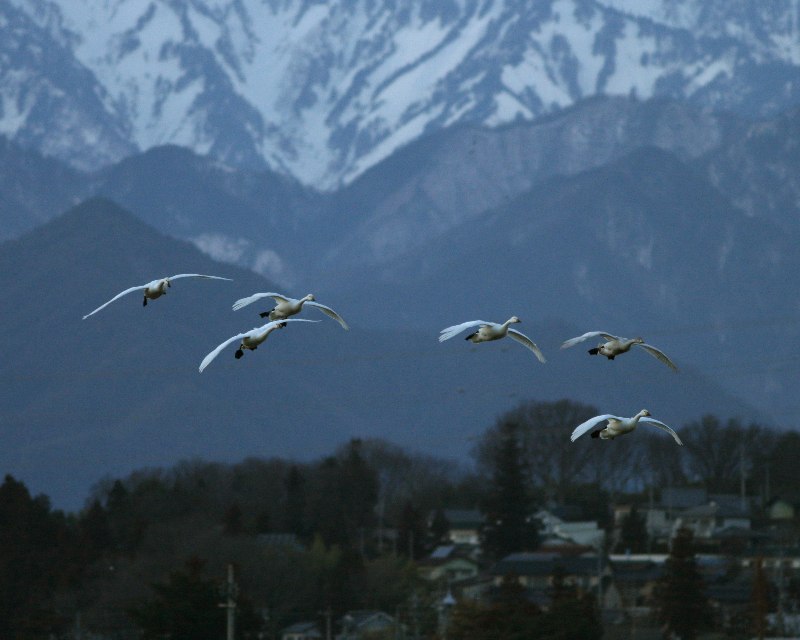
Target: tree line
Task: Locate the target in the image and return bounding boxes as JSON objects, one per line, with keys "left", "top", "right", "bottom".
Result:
{"left": 1, "top": 399, "right": 797, "bottom": 638}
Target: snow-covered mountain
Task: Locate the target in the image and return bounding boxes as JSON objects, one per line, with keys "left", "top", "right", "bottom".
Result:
{"left": 5, "top": 0, "right": 800, "bottom": 188}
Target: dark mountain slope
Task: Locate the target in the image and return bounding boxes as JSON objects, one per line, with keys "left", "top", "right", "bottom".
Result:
{"left": 322, "top": 146, "right": 798, "bottom": 428}
{"left": 0, "top": 197, "right": 766, "bottom": 509}
{"left": 0, "top": 136, "right": 86, "bottom": 240}
{"left": 0, "top": 198, "right": 364, "bottom": 508}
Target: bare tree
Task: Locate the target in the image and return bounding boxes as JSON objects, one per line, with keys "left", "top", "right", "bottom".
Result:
{"left": 681, "top": 416, "right": 767, "bottom": 492}
{"left": 476, "top": 399, "right": 598, "bottom": 504}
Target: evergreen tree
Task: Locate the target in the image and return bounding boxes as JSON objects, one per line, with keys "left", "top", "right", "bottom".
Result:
{"left": 397, "top": 500, "right": 426, "bottom": 559}
{"left": 752, "top": 556, "right": 769, "bottom": 640}
{"left": 618, "top": 504, "right": 648, "bottom": 553}
{"left": 429, "top": 507, "right": 450, "bottom": 546}
{"left": 656, "top": 527, "right": 712, "bottom": 639}
{"left": 338, "top": 439, "right": 379, "bottom": 541}
{"left": 223, "top": 503, "right": 244, "bottom": 536}
{"left": 481, "top": 421, "right": 538, "bottom": 560}
{"left": 283, "top": 464, "right": 307, "bottom": 537}
{"left": 129, "top": 558, "right": 260, "bottom": 640}
{"left": 104, "top": 478, "right": 142, "bottom": 554}
{"left": 0, "top": 475, "right": 73, "bottom": 638}
{"left": 540, "top": 566, "right": 603, "bottom": 640}
{"left": 254, "top": 509, "right": 272, "bottom": 534}
{"left": 309, "top": 440, "right": 379, "bottom": 550}
{"left": 79, "top": 499, "right": 112, "bottom": 559}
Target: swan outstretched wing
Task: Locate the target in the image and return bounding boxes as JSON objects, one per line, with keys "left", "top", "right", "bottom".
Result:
{"left": 570, "top": 414, "right": 617, "bottom": 442}
{"left": 637, "top": 343, "right": 678, "bottom": 372}
{"left": 640, "top": 417, "right": 683, "bottom": 445}
{"left": 232, "top": 292, "right": 289, "bottom": 311}
{"left": 199, "top": 318, "right": 320, "bottom": 372}
{"left": 439, "top": 320, "right": 493, "bottom": 342}
{"left": 306, "top": 301, "right": 349, "bottom": 330}
{"left": 561, "top": 331, "right": 618, "bottom": 349}
{"left": 168, "top": 273, "right": 232, "bottom": 282}
{"left": 507, "top": 329, "right": 546, "bottom": 363}
{"left": 83, "top": 284, "right": 148, "bottom": 319}
{"left": 199, "top": 331, "right": 249, "bottom": 372}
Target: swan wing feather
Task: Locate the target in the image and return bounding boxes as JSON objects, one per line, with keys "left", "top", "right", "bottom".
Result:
{"left": 438, "top": 320, "right": 493, "bottom": 342}
{"left": 561, "top": 331, "right": 618, "bottom": 349}
{"left": 232, "top": 292, "right": 289, "bottom": 311}
{"left": 199, "top": 331, "right": 248, "bottom": 372}
{"left": 640, "top": 417, "right": 683, "bottom": 445}
{"left": 507, "top": 329, "right": 546, "bottom": 363}
{"left": 637, "top": 343, "right": 678, "bottom": 372}
{"left": 83, "top": 284, "right": 148, "bottom": 319}
{"left": 570, "top": 414, "right": 618, "bottom": 442}
{"left": 199, "top": 318, "right": 319, "bottom": 372}
{"left": 305, "top": 301, "right": 349, "bottom": 330}
{"left": 168, "top": 273, "right": 232, "bottom": 282}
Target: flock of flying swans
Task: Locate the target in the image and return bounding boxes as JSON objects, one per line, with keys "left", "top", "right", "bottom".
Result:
{"left": 82, "top": 273, "right": 683, "bottom": 445}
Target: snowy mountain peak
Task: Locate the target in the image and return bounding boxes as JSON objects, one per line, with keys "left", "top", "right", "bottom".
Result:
{"left": 5, "top": 0, "right": 800, "bottom": 188}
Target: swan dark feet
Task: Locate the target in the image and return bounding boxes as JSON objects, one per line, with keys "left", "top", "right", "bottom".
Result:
{"left": 235, "top": 349, "right": 244, "bottom": 359}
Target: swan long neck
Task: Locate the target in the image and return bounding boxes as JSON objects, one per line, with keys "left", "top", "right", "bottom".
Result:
{"left": 501, "top": 317, "right": 517, "bottom": 331}
{"left": 633, "top": 410, "right": 649, "bottom": 423}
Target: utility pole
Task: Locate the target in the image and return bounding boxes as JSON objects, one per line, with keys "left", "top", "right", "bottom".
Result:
{"left": 219, "top": 564, "right": 239, "bottom": 640}
{"left": 740, "top": 442, "right": 747, "bottom": 512}
{"left": 321, "top": 605, "right": 332, "bottom": 640}
{"left": 596, "top": 534, "right": 605, "bottom": 610}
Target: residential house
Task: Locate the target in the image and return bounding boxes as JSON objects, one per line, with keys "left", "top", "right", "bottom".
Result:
{"left": 417, "top": 545, "right": 480, "bottom": 584}
{"left": 608, "top": 554, "right": 664, "bottom": 609}
{"left": 440, "top": 509, "right": 484, "bottom": 546}
{"left": 282, "top": 621, "right": 322, "bottom": 640}
{"left": 490, "top": 551, "right": 620, "bottom": 609}
{"left": 257, "top": 532, "right": 305, "bottom": 552}
{"left": 536, "top": 508, "right": 604, "bottom": 547}
{"left": 337, "top": 610, "right": 400, "bottom": 640}
{"left": 625, "top": 488, "right": 755, "bottom": 545}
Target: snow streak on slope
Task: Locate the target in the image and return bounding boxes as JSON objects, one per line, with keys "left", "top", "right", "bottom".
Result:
{"left": 6, "top": 0, "right": 800, "bottom": 188}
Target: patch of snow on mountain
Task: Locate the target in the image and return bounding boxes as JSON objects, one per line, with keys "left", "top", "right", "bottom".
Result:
{"left": 6, "top": 0, "right": 800, "bottom": 186}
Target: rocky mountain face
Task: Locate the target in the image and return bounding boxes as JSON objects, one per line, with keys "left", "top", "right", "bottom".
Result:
{"left": 5, "top": 0, "right": 800, "bottom": 187}
{"left": 321, "top": 96, "right": 736, "bottom": 266}
{"left": 0, "top": 2, "right": 135, "bottom": 170}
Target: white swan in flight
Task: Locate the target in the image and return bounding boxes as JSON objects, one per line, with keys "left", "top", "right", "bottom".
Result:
{"left": 570, "top": 410, "right": 683, "bottom": 445}
{"left": 83, "top": 274, "right": 232, "bottom": 319}
{"left": 560, "top": 331, "right": 677, "bottom": 371}
{"left": 438, "top": 317, "right": 546, "bottom": 363}
{"left": 232, "top": 292, "right": 349, "bottom": 330}
{"left": 199, "top": 318, "right": 319, "bottom": 372}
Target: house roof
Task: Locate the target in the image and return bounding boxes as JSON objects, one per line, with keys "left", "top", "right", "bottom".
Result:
{"left": 257, "top": 533, "right": 304, "bottom": 550}
{"left": 680, "top": 504, "right": 719, "bottom": 518}
{"left": 705, "top": 579, "right": 753, "bottom": 604}
{"left": 714, "top": 526, "right": 772, "bottom": 540}
{"left": 282, "top": 621, "right": 321, "bottom": 636}
{"left": 340, "top": 610, "right": 394, "bottom": 628}
{"left": 491, "top": 552, "right": 604, "bottom": 577}
{"left": 659, "top": 487, "right": 707, "bottom": 509}
{"left": 443, "top": 509, "right": 485, "bottom": 527}
{"left": 610, "top": 559, "right": 663, "bottom": 584}
{"left": 708, "top": 493, "right": 752, "bottom": 515}
{"left": 548, "top": 505, "right": 585, "bottom": 522}
{"left": 430, "top": 545, "right": 456, "bottom": 559}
